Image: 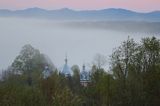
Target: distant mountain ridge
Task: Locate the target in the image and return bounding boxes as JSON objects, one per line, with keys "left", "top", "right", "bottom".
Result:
{"left": 0, "top": 7, "right": 160, "bottom": 21}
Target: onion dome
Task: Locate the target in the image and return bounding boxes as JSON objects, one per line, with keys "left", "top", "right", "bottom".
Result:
{"left": 60, "top": 56, "right": 72, "bottom": 77}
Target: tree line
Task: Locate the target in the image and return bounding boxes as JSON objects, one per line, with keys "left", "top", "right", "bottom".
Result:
{"left": 0, "top": 36, "right": 160, "bottom": 106}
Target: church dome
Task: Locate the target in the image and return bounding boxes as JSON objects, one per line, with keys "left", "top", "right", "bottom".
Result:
{"left": 60, "top": 56, "right": 72, "bottom": 77}
{"left": 80, "top": 64, "right": 90, "bottom": 82}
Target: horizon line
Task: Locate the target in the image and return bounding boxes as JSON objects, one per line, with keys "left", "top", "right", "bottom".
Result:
{"left": 0, "top": 7, "right": 160, "bottom": 13}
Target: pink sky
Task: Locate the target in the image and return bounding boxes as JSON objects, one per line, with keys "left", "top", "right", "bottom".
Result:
{"left": 0, "top": 0, "right": 160, "bottom": 12}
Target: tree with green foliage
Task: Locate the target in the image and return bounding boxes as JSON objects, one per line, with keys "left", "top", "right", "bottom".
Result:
{"left": 11, "top": 44, "right": 55, "bottom": 86}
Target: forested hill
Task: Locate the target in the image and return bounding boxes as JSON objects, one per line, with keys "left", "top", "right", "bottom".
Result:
{"left": 0, "top": 8, "right": 160, "bottom": 21}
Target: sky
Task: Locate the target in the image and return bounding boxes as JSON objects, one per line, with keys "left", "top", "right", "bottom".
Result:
{"left": 0, "top": 0, "right": 160, "bottom": 12}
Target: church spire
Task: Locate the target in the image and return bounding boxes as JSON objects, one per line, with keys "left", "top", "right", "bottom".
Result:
{"left": 61, "top": 53, "right": 72, "bottom": 77}
{"left": 83, "top": 64, "right": 85, "bottom": 71}
{"left": 65, "top": 53, "right": 68, "bottom": 64}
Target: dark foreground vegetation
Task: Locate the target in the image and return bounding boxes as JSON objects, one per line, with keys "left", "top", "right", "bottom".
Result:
{"left": 0, "top": 37, "right": 160, "bottom": 106}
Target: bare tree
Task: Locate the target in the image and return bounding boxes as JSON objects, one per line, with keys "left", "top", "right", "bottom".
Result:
{"left": 93, "top": 53, "right": 107, "bottom": 69}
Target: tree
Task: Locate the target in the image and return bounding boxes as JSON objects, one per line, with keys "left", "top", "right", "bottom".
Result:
{"left": 110, "top": 36, "right": 160, "bottom": 106}
{"left": 110, "top": 37, "right": 141, "bottom": 106}
{"left": 41, "top": 71, "right": 82, "bottom": 106}
{"left": 93, "top": 53, "right": 107, "bottom": 70}
{"left": 141, "top": 37, "right": 160, "bottom": 106}
{"left": 71, "top": 65, "right": 81, "bottom": 93}
{"left": 11, "top": 44, "right": 55, "bottom": 86}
